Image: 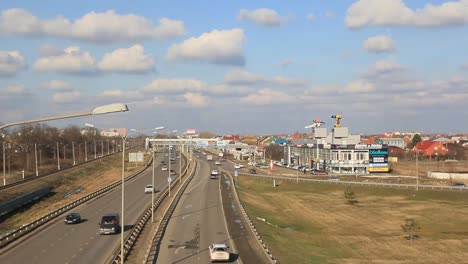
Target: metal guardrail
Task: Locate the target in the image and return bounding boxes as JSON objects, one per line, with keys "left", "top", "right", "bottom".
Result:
{"left": 238, "top": 173, "right": 468, "bottom": 191}
{"left": 0, "top": 145, "right": 140, "bottom": 192}
{"left": 225, "top": 171, "right": 278, "bottom": 264}
{"left": 143, "top": 160, "right": 198, "bottom": 264}
{"left": 108, "top": 154, "right": 193, "bottom": 264}
{"left": 0, "top": 186, "right": 52, "bottom": 217}
{"left": 0, "top": 151, "right": 152, "bottom": 248}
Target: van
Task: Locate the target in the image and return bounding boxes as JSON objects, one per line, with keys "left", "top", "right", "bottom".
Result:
{"left": 99, "top": 213, "right": 121, "bottom": 235}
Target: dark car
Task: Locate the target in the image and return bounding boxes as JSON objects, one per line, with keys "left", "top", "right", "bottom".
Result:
{"left": 64, "top": 212, "right": 81, "bottom": 224}
{"left": 451, "top": 182, "right": 466, "bottom": 187}
{"left": 249, "top": 169, "right": 257, "bottom": 174}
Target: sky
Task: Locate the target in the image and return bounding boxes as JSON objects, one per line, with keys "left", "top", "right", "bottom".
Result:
{"left": 0, "top": 0, "right": 467, "bottom": 135}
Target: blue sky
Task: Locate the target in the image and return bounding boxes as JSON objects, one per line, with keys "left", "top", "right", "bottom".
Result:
{"left": 0, "top": 0, "right": 467, "bottom": 135}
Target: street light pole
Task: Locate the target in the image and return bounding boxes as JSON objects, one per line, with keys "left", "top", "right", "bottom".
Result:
{"left": 57, "top": 142, "right": 60, "bottom": 170}
{"left": 101, "top": 140, "right": 104, "bottom": 157}
{"left": 3, "top": 142, "right": 6, "bottom": 185}
{"left": 179, "top": 145, "right": 182, "bottom": 183}
{"left": 85, "top": 141, "right": 88, "bottom": 162}
{"left": 168, "top": 145, "right": 171, "bottom": 197}
{"left": 416, "top": 151, "right": 419, "bottom": 191}
{"left": 72, "top": 142, "right": 76, "bottom": 165}
{"left": 94, "top": 140, "right": 97, "bottom": 159}
{"left": 35, "top": 143, "right": 38, "bottom": 176}
{"left": 120, "top": 135, "right": 126, "bottom": 264}
{"left": 152, "top": 147, "right": 155, "bottom": 222}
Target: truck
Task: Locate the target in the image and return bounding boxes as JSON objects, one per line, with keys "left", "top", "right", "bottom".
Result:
{"left": 207, "top": 155, "right": 213, "bottom": 161}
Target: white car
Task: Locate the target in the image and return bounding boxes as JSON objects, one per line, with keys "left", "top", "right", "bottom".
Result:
{"left": 234, "top": 164, "right": 241, "bottom": 169}
{"left": 215, "top": 161, "right": 221, "bottom": 165}
{"left": 162, "top": 166, "right": 168, "bottom": 171}
{"left": 209, "top": 243, "right": 230, "bottom": 262}
{"left": 144, "top": 184, "right": 155, "bottom": 193}
{"left": 211, "top": 170, "right": 219, "bottom": 176}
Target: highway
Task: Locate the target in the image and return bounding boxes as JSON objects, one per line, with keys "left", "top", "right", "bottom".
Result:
{"left": 156, "top": 156, "right": 239, "bottom": 263}
{"left": 0, "top": 150, "right": 184, "bottom": 264}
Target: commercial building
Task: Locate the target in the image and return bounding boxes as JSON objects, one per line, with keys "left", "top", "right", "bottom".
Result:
{"left": 284, "top": 126, "right": 389, "bottom": 174}
{"left": 375, "top": 138, "right": 405, "bottom": 149}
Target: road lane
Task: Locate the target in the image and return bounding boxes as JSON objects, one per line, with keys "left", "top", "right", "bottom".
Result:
{"left": 156, "top": 158, "right": 239, "bottom": 264}
{"left": 0, "top": 150, "right": 184, "bottom": 264}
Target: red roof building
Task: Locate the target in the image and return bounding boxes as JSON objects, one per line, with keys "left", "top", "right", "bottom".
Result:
{"left": 223, "top": 135, "right": 241, "bottom": 141}
{"left": 413, "top": 141, "right": 448, "bottom": 157}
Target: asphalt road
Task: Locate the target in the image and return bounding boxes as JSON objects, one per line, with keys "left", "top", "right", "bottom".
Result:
{"left": 0, "top": 150, "right": 184, "bottom": 264}
{"left": 156, "top": 156, "right": 240, "bottom": 264}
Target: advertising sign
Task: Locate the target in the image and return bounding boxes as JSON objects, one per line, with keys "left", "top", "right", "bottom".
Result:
{"left": 186, "top": 129, "right": 196, "bottom": 135}
{"left": 129, "top": 152, "right": 144, "bottom": 162}
{"left": 197, "top": 141, "right": 208, "bottom": 147}
{"left": 368, "top": 146, "right": 389, "bottom": 173}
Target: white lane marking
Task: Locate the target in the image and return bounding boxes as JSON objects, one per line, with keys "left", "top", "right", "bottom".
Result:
{"left": 219, "top": 172, "right": 243, "bottom": 264}
{"left": 185, "top": 204, "right": 192, "bottom": 209}
{"left": 71, "top": 254, "right": 77, "bottom": 258}
{"left": 174, "top": 246, "right": 186, "bottom": 254}
{"left": 182, "top": 214, "right": 191, "bottom": 220}
{"left": 50, "top": 243, "right": 55, "bottom": 248}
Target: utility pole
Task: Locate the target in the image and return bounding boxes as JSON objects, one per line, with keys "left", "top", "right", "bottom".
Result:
{"left": 416, "top": 150, "right": 419, "bottom": 191}
{"left": 57, "top": 142, "right": 61, "bottom": 170}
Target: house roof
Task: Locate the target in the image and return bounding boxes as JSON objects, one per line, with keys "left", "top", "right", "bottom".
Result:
{"left": 273, "top": 139, "right": 289, "bottom": 145}
{"left": 433, "top": 137, "right": 451, "bottom": 142}
{"left": 414, "top": 141, "right": 437, "bottom": 151}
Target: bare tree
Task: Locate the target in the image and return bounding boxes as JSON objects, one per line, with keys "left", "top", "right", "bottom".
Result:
{"left": 401, "top": 218, "right": 420, "bottom": 242}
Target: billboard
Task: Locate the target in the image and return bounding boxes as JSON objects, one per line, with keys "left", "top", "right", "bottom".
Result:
{"left": 186, "top": 129, "right": 196, "bottom": 135}
{"left": 129, "top": 152, "right": 144, "bottom": 162}
{"left": 368, "top": 146, "right": 389, "bottom": 173}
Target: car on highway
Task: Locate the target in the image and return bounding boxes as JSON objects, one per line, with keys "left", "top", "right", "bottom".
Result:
{"left": 162, "top": 165, "right": 168, "bottom": 171}
{"left": 210, "top": 170, "right": 219, "bottom": 179}
{"left": 208, "top": 243, "right": 230, "bottom": 262}
{"left": 64, "top": 212, "right": 81, "bottom": 224}
{"left": 99, "top": 213, "right": 120, "bottom": 235}
{"left": 249, "top": 169, "right": 257, "bottom": 174}
{"left": 145, "top": 184, "right": 155, "bottom": 193}
{"left": 215, "top": 161, "right": 221, "bottom": 165}
{"left": 234, "top": 164, "right": 240, "bottom": 169}
{"left": 451, "top": 182, "right": 466, "bottom": 187}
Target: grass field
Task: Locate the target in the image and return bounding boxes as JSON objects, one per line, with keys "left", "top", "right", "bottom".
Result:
{"left": 237, "top": 176, "right": 468, "bottom": 264}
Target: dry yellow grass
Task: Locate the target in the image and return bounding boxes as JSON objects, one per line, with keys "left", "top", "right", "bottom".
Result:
{"left": 238, "top": 177, "right": 468, "bottom": 264}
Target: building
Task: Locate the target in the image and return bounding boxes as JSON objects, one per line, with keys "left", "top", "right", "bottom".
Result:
{"left": 100, "top": 128, "right": 126, "bottom": 137}
{"left": 375, "top": 138, "right": 405, "bottom": 149}
{"left": 413, "top": 141, "right": 449, "bottom": 157}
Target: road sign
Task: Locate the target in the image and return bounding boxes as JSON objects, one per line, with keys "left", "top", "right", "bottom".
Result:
{"left": 234, "top": 170, "right": 238, "bottom": 177}
{"left": 168, "top": 177, "right": 172, "bottom": 183}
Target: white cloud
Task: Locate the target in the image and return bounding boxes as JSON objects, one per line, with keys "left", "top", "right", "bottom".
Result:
{"left": 182, "top": 92, "right": 209, "bottom": 107}
{"left": 363, "top": 35, "right": 395, "bottom": 53}
{"left": 41, "top": 80, "right": 73, "bottom": 91}
{"left": 347, "top": 0, "right": 468, "bottom": 29}
{"left": 363, "top": 59, "right": 404, "bottom": 78}
{"left": 143, "top": 78, "right": 207, "bottom": 93}
{"left": 345, "top": 80, "right": 375, "bottom": 93}
{"left": 33, "top": 46, "right": 97, "bottom": 74}
{"left": 224, "top": 69, "right": 306, "bottom": 86}
{"left": 52, "top": 91, "right": 81, "bottom": 103}
{"left": 2, "top": 84, "right": 26, "bottom": 95}
{"left": 237, "top": 8, "right": 286, "bottom": 27}
{"left": 99, "top": 89, "right": 143, "bottom": 100}
{"left": 306, "top": 13, "right": 316, "bottom": 21}
{"left": 98, "top": 45, "right": 155, "bottom": 73}
{"left": 0, "top": 50, "right": 27, "bottom": 76}
{"left": 0, "top": 8, "right": 186, "bottom": 42}
{"left": 240, "top": 88, "right": 296, "bottom": 105}
{"left": 166, "top": 28, "right": 245, "bottom": 65}
{"left": 209, "top": 84, "right": 253, "bottom": 95}
{"left": 37, "top": 44, "right": 63, "bottom": 56}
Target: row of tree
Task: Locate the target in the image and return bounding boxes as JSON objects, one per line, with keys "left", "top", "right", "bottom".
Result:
{"left": 1, "top": 124, "right": 121, "bottom": 173}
